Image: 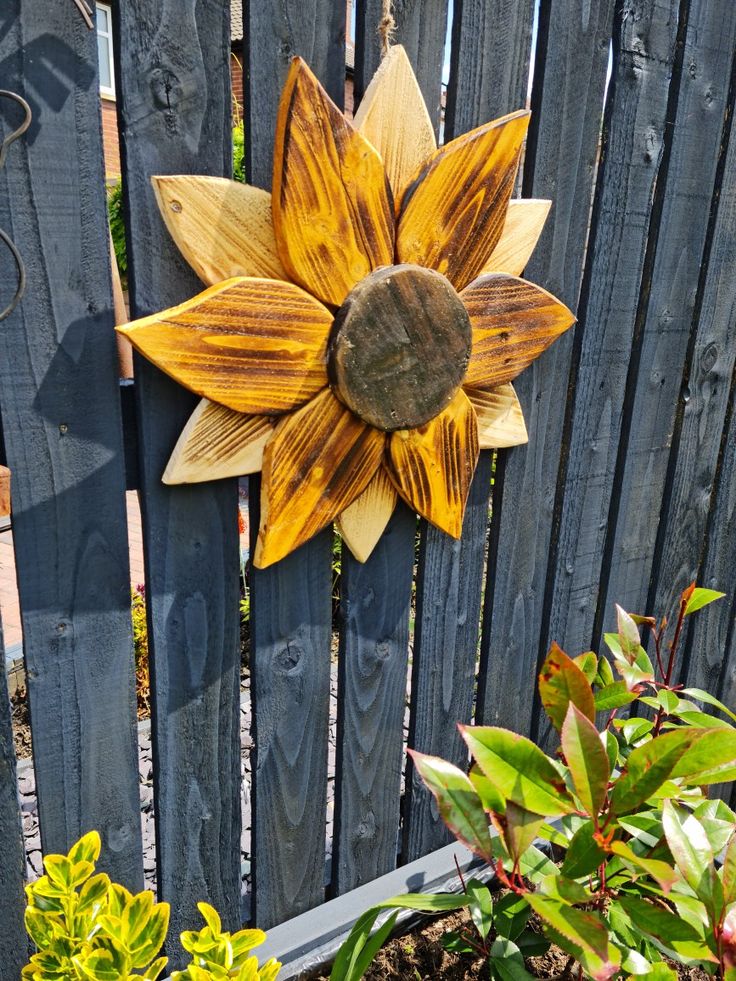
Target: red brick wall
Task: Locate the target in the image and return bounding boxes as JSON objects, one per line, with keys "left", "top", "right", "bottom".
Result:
{"left": 231, "top": 51, "right": 244, "bottom": 121}
{"left": 101, "top": 98, "right": 120, "bottom": 178}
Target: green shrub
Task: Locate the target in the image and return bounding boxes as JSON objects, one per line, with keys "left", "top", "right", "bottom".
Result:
{"left": 337, "top": 584, "right": 736, "bottom": 981}
{"left": 23, "top": 833, "right": 281, "bottom": 980}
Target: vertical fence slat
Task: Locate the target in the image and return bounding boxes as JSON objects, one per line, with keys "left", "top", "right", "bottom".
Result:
{"left": 114, "top": 1, "right": 241, "bottom": 959}
{"left": 0, "top": 615, "right": 26, "bottom": 976}
{"left": 404, "top": 454, "right": 492, "bottom": 860}
{"left": 476, "top": 0, "right": 616, "bottom": 735}
{"left": 538, "top": 0, "right": 682, "bottom": 688}
{"left": 244, "top": 0, "right": 345, "bottom": 929}
{"left": 0, "top": 3, "right": 142, "bottom": 887}
{"left": 599, "top": 0, "right": 736, "bottom": 637}
{"left": 355, "top": 0, "right": 449, "bottom": 132}
{"left": 444, "top": 0, "right": 535, "bottom": 142}
{"left": 332, "top": 507, "right": 415, "bottom": 894}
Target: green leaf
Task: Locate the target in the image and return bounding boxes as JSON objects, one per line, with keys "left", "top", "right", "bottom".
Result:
{"left": 494, "top": 893, "right": 531, "bottom": 941}
{"left": 684, "top": 587, "right": 725, "bottom": 615}
{"left": 560, "top": 821, "right": 606, "bottom": 878}
{"left": 537, "top": 873, "right": 591, "bottom": 904}
{"left": 460, "top": 726, "right": 575, "bottom": 817}
{"left": 410, "top": 752, "right": 493, "bottom": 861}
{"left": 538, "top": 643, "right": 596, "bottom": 732}
{"left": 561, "top": 704, "right": 610, "bottom": 818}
{"left": 669, "top": 728, "right": 736, "bottom": 785}
{"left": 615, "top": 896, "right": 700, "bottom": 943}
{"left": 441, "top": 930, "right": 475, "bottom": 954}
{"left": 597, "top": 656, "right": 615, "bottom": 687}
{"left": 515, "top": 930, "right": 550, "bottom": 957}
{"left": 609, "top": 841, "right": 678, "bottom": 894}
{"left": 594, "top": 682, "right": 638, "bottom": 712}
{"left": 662, "top": 800, "right": 722, "bottom": 918}
{"left": 574, "top": 651, "right": 599, "bottom": 683}
{"left": 609, "top": 729, "right": 698, "bottom": 816}
{"left": 489, "top": 939, "right": 535, "bottom": 981}
{"left": 469, "top": 765, "right": 506, "bottom": 814}
{"left": 680, "top": 687, "right": 736, "bottom": 723}
{"left": 617, "top": 605, "right": 641, "bottom": 655}
{"left": 721, "top": 832, "right": 736, "bottom": 905}
{"left": 466, "top": 879, "right": 493, "bottom": 940}
{"left": 502, "top": 802, "right": 546, "bottom": 865}
{"left": 525, "top": 895, "right": 620, "bottom": 980}
{"left": 693, "top": 798, "right": 736, "bottom": 854}
{"left": 197, "top": 902, "right": 222, "bottom": 936}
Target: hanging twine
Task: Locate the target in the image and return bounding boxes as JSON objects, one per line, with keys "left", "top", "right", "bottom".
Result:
{"left": 379, "top": 0, "right": 396, "bottom": 59}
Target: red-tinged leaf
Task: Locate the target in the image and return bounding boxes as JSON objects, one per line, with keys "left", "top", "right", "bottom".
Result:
{"left": 616, "top": 604, "right": 641, "bottom": 655}
{"left": 609, "top": 841, "right": 679, "bottom": 894}
{"left": 501, "top": 802, "right": 546, "bottom": 865}
{"left": 525, "top": 895, "right": 620, "bottom": 980}
{"left": 460, "top": 726, "right": 576, "bottom": 817}
{"left": 609, "top": 729, "right": 699, "bottom": 817}
{"left": 538, "top": 643, "right": 595, "bottom": 732}
{"left": 662, "top": 800, "right": 723, "bottom": 919}
{"left": 410, "top": 751, "right": 493, "bottom": 862}
{"left": 561, "top": 704, "right": 609, "bottom": 818}
{"left": 670, "top": 728, "right": 736, "bottom": 785}
{"left": 469, "top": 765, "right": 506, "bottom": 814}
{"left": 722, "top": 833, "right": 736, "bottom": 906}
{"left": 615, "top": 896, "right": 700, "bottom": 944}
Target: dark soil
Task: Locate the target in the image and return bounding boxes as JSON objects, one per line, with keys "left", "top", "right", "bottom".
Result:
{"left": 11, "top": 684, "right": 31, "bottom": 759}
{"left": 312, "top": 906, "right": 713, "bottom": 980}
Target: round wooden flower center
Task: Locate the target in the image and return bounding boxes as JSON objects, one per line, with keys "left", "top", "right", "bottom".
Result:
{"left": 329, "top": 264, "right": 472, "bottom": 431}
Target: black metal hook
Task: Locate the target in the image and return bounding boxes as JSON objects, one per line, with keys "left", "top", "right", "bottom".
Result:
{"left": 0, "top": 90, "right": 31, "bottom": 170}
{"left": 0, "top": 90, "right": 32, "bottom": 321}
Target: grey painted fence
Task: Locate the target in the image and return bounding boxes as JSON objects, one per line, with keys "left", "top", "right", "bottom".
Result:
{"left": 0, "top": 0, "right": 735, "bottom": 975}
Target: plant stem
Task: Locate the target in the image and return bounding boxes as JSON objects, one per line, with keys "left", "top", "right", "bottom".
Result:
{"left": 454, "top": 853, "right": 468, "bottom": 894}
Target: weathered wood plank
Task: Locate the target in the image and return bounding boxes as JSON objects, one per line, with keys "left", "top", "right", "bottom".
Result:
{"left": 332, "top": 505, "right": 415, "bottom": 895}
{"left": 651, "top": 90, "right": 736, "bottom": 687}
{"left": 113, "top": 0, "right": 241, "bottom": 962}
{"left": 599, "top": 0, "right": 736, "bottom": 637}
{"left": 476, "top": 0, "right": 616, "bottom": 735}
{"left": 244, "top": 0, "right": 346, "bottom": 191}
{"left": 354, "top": 0, "right": 449, "bottom": 133}
{"left": 0, "top": 3, "right": 142, "bottom": 887}
{"left": 445, "top": 0, "right": 536, "bottom": 141}
{"left": 244, "top": 1, "right": 340, "bottom": 928}
{"left": 539, "top": 0, "right": 682, "bottom": 691}
{"left": 0, "top": 614, "right": 27, "bottom": 976}
{"left": 404, "top": 453, "right": 492, "bottom": 861}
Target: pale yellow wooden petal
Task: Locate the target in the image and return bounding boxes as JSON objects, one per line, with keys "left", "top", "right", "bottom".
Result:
{"left": 464, "top": 383, "right": 528, "bottom": 449}
{"left": 397, "top": 110, "right": 530, "bottom": 292}
{"left": 482, "top": 200, "right": 551, "bottom": 276}
{"left": 153, "top": 176, "right": 288, "bottom": 285}
{"left": 272, "top": 58, "right": 395, "bottom": 308}
{"left": 163, "top": 399, "right": 273, "bottom": 484}
{"left": 387, "top": 389, "right": 479, "bottom": 539}
{"left": 354, "top": 45, "right": 436, "bottom": 206}
{"left": 255, "top": 390, "right": 385, "bottom": 568}
{"left": 117, "top": 277, "right": 332, "bottom": 415}
{"left": 336, "top": 468, "right": 398, "bottom": 562}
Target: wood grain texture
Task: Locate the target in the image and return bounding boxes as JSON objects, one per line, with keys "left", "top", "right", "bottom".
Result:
{"left": 353, "top": 44, "right": 436, "bottom": 205}
{"left": 114, "top": 0, "right": 241, "bottom": 961}
{"left": 600, "top": 0, "right": 736, "bottom": 638}
{"left": 397, "top": 111, "right": 530, "bottom": 292}
{"left": 482, "top": 200, "right": 551, "bottom": 277}
{"left": 0, "top": 466, "right": 10, "bottom": 517}
{"left": 463, "top": 273, "right": 575, "bottom": 388}
{"left": 329, "top": 264, "right": 471, "bottom": 431}
{"left": 388, "top": 389, "right": 480, "bottom": 540}
{"left": 444, "top": 0, "right": 536, "bottom": 142}
{"left": 244, "top": 0, "right": 346, "bottom": 192}
{"left": 466, "top": 384, "right": 528, "bottom": 450}
{"left": 245, "top": 0, "right": 340, "bottom": 931}
{"left": 337, "top": 469, "right": 398, "bottom": 564}
{"left": 152, "top": 176, "right": 287, "bottom": 286}
{"left": 404, "top": 452, "right": 493, "bottom": 860}
{"left": 163, "top": 399, "right": 273, "bottom": 485}
{"left": 119, "top": 277, "right": 332, "bottom": 414}
{"left": 0, "top": 1, "right": 143, "bottom": 888}
{"left": 538, "top": 0, "right": 682, "bottom": 685}
{"left": 272, "top": 58, "right": 394, "bottom": 308}
{"left": 0, "top": 614, "right": 27, "bottom": 976}
{"left": 476, "top": 0, "right": 616, "bottom": 737}
{"left": 354, "top": 0, "right": 450, "bottom": 135}
{"left": 332, "top": 504, "right": 416, "bottom": 893}
{"left": 255, "top": 390, "right": 385, "bottom": 568}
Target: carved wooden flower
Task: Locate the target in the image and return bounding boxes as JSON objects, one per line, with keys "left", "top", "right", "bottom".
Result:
{"left": 118, "top": 49, "right": 575, "bottom": 568}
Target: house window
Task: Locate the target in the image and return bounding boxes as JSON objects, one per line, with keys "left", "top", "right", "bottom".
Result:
{"left": 96, "top": 3, "right": 115, "bottom": 98}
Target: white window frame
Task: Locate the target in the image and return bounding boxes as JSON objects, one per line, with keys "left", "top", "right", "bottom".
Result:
{"left": 97, "top": 3, "right": 115, "bottom": 100}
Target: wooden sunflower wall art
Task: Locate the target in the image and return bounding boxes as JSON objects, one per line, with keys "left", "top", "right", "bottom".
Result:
{"left": 118, "top": 47, "right": 575, "bottom": 569}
